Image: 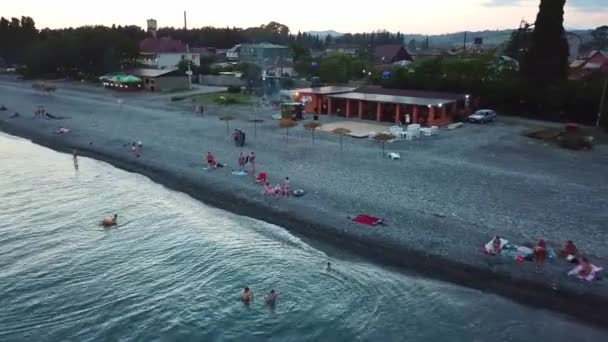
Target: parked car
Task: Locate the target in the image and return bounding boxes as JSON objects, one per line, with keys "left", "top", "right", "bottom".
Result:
{"left": 468, "top": 109, "right": 497, "bottom": 123}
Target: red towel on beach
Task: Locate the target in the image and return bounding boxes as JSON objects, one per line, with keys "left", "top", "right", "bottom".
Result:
{"left": 352, "top": 215, "right": 382, "bottom": 226}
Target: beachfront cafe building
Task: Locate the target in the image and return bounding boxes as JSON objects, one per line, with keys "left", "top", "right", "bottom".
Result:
{"left": 296, "top": 86, "right": 471, "bottom": 126}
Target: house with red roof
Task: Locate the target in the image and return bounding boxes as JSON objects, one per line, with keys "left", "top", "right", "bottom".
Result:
{"left": 138, "top": 37, "right": 201, "bottom": 70}
{"left": 569, "top": 50, "right": 608, "bottom": 80}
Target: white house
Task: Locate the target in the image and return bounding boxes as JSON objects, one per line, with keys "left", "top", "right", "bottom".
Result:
{"left": 226, "top": 45, "right": 241, "bottom": 61}
{"left": 139, "top": 37, "right": 200, "bottom": 70}
{"left": 139, "top": 52, "right": 201, "bottom": 70}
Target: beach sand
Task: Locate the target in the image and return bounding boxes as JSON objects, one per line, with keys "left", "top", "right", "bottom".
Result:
{"left": 2, "top": 78, "right": 608, "bottom": 327}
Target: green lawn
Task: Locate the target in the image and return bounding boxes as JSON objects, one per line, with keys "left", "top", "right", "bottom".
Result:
{"left": 191, "top": 92, "right": 254, "bottom": 105}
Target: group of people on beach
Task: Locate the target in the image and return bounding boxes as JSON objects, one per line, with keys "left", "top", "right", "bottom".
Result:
{"left": 206, "top": 150, "right": 294, "bottom": 197}
{"left": 487, "top": 236, "right": 602, "bottom": 281}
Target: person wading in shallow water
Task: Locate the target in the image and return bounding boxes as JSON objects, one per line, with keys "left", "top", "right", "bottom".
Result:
{"left": 241, "top": 287, "right": 253, "bottom": 303}
{"left": 72, "top": 149, "right": 79, "bottom": 170}
{"left": 248, "top": 152, "right": 256, "bottom": 176}
{"left": 266, "top": 289, "right": 277, "bottom": 305}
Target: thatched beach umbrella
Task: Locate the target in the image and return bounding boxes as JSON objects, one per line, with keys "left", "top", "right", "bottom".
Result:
{"left": 372, "top": 132, "right": 394, "bottom": 157}
{"left": 248, "top": 118, "right": 264, "bottom": 138}
{"left": 279, "top": 119, "right": 298, "bottom": 144}
{"left": 220, "top": 115, "right": 235, "bottom": 135}
{"left": 331, "top": 128, "right": 351, "bottom": 153}
{"left": 303, "top": 122, "right": 322, "bottom": 144}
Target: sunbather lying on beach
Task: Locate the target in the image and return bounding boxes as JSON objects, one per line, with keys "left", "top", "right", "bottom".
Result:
{"left": 263, "top": 182, "right": 281, "bottom": 195}
{"left": 568, "top": 257, "right": 603, "bottom": 282}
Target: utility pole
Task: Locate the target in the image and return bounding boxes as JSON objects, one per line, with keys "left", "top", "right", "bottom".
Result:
{"left": 184, "top": 11, "right": 192, "bottom": 90}
{"left": 186, "top": 44, "right": 192, "bottom": 90}
{"left": 463, "top": 31, "right": 467, "bottom": 51}
{"left": 597, "top": 76, "right": 608, "bottom": 127}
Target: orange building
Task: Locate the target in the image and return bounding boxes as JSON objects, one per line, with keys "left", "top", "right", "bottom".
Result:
{"left": 296, "top": 86, "right": 470, "bottom": 126}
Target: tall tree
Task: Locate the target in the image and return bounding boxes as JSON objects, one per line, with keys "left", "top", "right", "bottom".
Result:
{"left": 590, "top": 26, "right": 608, "bottom": 50}
{"left": 523, "top": 0, "right": 569, "bottom": 83}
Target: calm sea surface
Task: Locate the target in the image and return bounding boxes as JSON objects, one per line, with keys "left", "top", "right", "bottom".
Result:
{"left": 0, "top": 133, "right": 605, "bottom": 342}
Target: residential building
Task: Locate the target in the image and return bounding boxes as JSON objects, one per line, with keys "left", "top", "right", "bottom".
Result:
{"left": 238, "top": 43, "right": 290, "bottom": 62}
{"left": 325, "top": 44, "right": 360, "bottom": 57}
{"left": 190, "top": 47, "right": 217, "bottom": 59}
{"left": 226, "top": 45, "right": 241, "bottom": 61}
{"left": 295, "top": 85, "right": 470, "bottom": 126}
{"left": 139, "top": 37, "right": 200, "bottom": 70}
{"left": 263, "top": 57, "right": 296, "bottom": 77}
{"left": 373, "top": 45, "right": 414, "bottom": 65}
{"left": 569, "top": 50, "right": 608, "bottom": 80}
{"left": 129, "top": 68, "right": 189, "bottom": 92}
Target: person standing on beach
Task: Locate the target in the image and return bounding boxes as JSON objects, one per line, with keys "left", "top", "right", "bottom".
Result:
{"left": 249, "top": 152, "right": 256, "bottom": 176}
{"left": 238, "top": 152, "right": 246, "bottom": 172}
{"left": 72, "top": 149, "right": 79, "bottom": 170}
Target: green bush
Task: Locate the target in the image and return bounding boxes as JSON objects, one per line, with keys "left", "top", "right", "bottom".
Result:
{"left": 214, "top": 95, "right": 238, "bottom": 105}
{"left": 227, "top": 86, "right": 242, "bottom": 94}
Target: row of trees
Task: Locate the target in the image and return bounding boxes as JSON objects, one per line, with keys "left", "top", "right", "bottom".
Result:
{"left": 382, "top": 0, "right": 606, "bottom": 126}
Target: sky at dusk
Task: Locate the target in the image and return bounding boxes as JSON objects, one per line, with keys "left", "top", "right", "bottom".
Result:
{"left": 3, "top": 0, "right": 607, "bottom": 34}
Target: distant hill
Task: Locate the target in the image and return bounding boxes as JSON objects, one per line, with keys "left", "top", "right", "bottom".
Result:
{"left": 304, "top": 30, "right": 343, "bottom": 38}
{"left": 305, "top": 29, "right": 594, "bottom": 47}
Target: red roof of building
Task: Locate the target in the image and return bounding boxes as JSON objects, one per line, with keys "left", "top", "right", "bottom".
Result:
{"left": 140, "top": 37, "right": 187, "bottom": 53}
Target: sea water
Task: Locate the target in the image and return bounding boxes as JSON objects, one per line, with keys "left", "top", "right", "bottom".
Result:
{"left": 0, "top": 133, "right": 605, "bottom": 342}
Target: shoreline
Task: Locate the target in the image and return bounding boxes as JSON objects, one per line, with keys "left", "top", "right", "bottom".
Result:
{"left": 2, "top": 122, "right": 608, "bottom": 329}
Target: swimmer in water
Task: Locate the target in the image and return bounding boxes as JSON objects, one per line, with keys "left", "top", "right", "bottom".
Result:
{"left": 72, "top": 149, "right": 79, "bottom": 170}
{"left": 102, "top": 214, "right": 118, "bottom": 227}
{"left": 266, "top": 289, "right": 277, "bottom": 305}
{"left": 241, "top": 287, "right": 252, "bottom": 303}
{"left": 326, "top": 262, "right": 331, "bottom": 271}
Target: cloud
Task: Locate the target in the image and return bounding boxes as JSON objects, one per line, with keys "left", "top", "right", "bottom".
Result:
{"left": 483, "top": 0, "right": 526, "bottom": 6}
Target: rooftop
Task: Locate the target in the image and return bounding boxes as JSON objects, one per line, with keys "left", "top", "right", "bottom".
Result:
{"left": 354, "top": 86, "right": 467, "bottom": 101}
{"left": 129, "top": 68, "right": 180, "bottom": 78}
{"left": 241, "top": 43, "right": 288, "bottom": 49}
{"left": 140, "top": 37, "right": 187, "bottom": 53}
{"left": 295, "top": 86, "right": 357, "bottom": 95}
{"left": 328, "top": 92, "right": 460, "bottom": 106}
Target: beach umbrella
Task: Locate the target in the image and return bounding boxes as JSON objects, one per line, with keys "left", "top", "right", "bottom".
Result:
{"left": 331, "top": 128, "right": 351, "bottom": 153}
{"left": 220, "top": 115, "right": 235, "bottom": 135}
{"left": 248, "top": 118, "right": 264, "bottom": 138}
{"left": 372, "top": 132, "right": 393, "bottom": 157}
{"left": 303, "top": 121, "right": 322, "bottom": 144}
{"left": 279, "top": 119, "right": 297, "bottom": 144}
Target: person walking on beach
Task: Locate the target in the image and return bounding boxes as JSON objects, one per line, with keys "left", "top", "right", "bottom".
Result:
{"left": 238, "top": 152, "right": 246, "bottom": 172}
{"left": 248, "top": 152, "right": 256, "bottom": 176}
{"left": 72, "top": 149, "right": 79, "bottom": 170}
{"left": 281, "top": 177, "right": 291, "bottom": 196}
